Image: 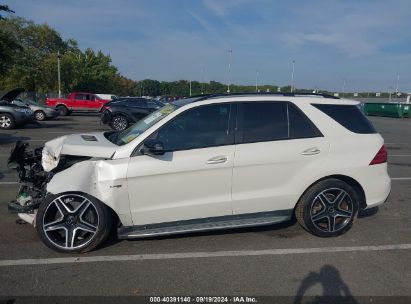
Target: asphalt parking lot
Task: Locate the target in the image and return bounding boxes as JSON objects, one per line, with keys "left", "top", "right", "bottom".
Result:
{"left": 0, "top": 114, "right": 410, "bottom": 300}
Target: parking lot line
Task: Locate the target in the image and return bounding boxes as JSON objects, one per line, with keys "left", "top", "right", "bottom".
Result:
{"left": 385, "top": 142, "right": 411, "bottom": 145}
{"left": 0, "top": 243, "right": 410, "bottom": 267}
{"left": 47, "top": 130, "right": 104, "bottom": 134}
{"left": 389, "top": 155, "right": 411, "bottom": 157}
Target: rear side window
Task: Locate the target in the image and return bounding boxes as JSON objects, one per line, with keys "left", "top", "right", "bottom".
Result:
{"left": 239, "top": 102, "right": 322, "bottom": 144}
{"left": 288, "top": 103, "right": 323, "bottom": 139}
{"left": 312, "top": 104, "right": 377, "bottom": 134}
{"left": 242, "top": 102, "right": 288, "bottom": 143}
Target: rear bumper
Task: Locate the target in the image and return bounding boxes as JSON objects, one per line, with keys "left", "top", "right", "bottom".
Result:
{"left": 355, "top": 163, "right": 391, "bottom": 209}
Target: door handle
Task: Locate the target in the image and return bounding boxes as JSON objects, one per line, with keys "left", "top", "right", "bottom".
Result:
{"left": 206, "top": 156, "right": 228, "bottom": 164}
{"left": 301, "top": 147, "right": 321, "bottom": 155}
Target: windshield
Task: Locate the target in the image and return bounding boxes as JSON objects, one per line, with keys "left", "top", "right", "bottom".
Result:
{"left": 14, "top": 99, "right": 38, "bottom": 106}
{"left": 13, "top": 100, "right": 26, "bottom": 106}
{"left": 113, "top": 104, "right": 178, "bottom": 145}
{"left": 25, "top": 99, "right": 38, "bottom": 105}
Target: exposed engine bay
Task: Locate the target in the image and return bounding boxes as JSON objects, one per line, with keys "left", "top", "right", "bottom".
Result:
{"left": 7, "top": 141, "right": 89, "bottom": 224}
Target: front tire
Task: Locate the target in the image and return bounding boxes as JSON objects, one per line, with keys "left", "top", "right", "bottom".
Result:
{"left": 111, "top": 115, "right": 129, "bottom": 131}
{"left": 0, "top": 113, "right": 16, "bottom": 129}
{"left": 36, "top": 192, "right": 113, "bottom": 253}
{"left": 295, "top": 179, "right": 359, "bottom": 237}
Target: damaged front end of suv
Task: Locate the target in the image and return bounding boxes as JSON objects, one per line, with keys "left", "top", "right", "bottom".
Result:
{"left": 7, "top": 141, "right": 90, "bottom": 225}
{"left": 6, "top": 130, "right": 133, "bottom": 253}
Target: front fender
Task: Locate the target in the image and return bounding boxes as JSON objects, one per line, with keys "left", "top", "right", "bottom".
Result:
{"left": 47, "top": 158, "right": 133, "bottom": 226}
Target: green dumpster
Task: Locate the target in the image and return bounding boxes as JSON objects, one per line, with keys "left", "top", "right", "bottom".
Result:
{"left": 363, "top": 103, "right": 410, "bottom": 118}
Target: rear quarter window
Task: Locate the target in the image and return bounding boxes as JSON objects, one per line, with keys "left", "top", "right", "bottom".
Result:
{"left": 288, "top": 103, "right": 323, "bottom": 139}
{"left": 312, "top": 104, "right": 377, "bottom": 134}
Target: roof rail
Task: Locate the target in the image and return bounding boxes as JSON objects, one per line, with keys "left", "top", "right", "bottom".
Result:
{"left": 192, "top": 92, "right": 340, "bottom": 102}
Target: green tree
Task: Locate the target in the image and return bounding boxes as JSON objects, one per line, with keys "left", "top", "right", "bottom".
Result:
{"left": 0, "top": 16, "right": 137, "bottom": 97}
{"left": 0, "top": 6, "right": 20, "bottom": 75}
{"left": 137, "top": 79, "right": 161, "bottom": 96}
{"left": 0, "top": 17, "right": 68, "bottom": 92}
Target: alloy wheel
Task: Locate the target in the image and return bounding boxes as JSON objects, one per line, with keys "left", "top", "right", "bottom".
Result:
{"left": 112, "top": 116, "right": 128, "bottom": 130}
{"left": 35, "top": 111, "right": 45, "bottom": 120}
{"left": 42, "top": 194, "right": 99, "bottom": 250}
{"left": 0, "top": 115, "right": 11, "bottom": 128}
{"left": 310, "top": 188, "right": 353, "bottom": 232}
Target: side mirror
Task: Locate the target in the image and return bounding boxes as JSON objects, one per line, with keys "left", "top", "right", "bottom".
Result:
{"left": 142, "top": 139, "right": 165, "bottom": 156}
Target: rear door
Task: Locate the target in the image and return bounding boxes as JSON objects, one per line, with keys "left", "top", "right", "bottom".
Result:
{"left": 232, "top": 101, "right": 329, "bottom": 215}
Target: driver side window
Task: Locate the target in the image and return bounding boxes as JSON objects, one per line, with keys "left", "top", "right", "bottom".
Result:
{"left": 151, "top": 103, "right": 233, "bottom": 152}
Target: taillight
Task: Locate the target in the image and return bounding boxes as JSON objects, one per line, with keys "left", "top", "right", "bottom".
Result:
{"left": 369, "top": 145, "right": 388, "bottom": 165}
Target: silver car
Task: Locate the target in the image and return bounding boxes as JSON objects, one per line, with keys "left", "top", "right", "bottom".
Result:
{"left": 12, "top": 99, "right": 59, "bottom": 121}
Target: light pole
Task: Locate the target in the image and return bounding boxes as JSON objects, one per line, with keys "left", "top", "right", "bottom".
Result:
{"left": 227, "top": 49, "right": 232, "bottom": 93}
{"left": 201, "top": 67, "right": 205, "bottom": 94}
{"left": 291, "top": 60, "right": 295, "bottom": 92}
{"left": 57, "top": 51, "right": 61, "bottom": 98}
{"left": 255, "top": 70, "right": 259, "bottom": 92}
{"left": 342, "top": 78, "right": 346, "bottom": 98}
{"left": 396, "top": 73, "right": 400, "bottom": 95}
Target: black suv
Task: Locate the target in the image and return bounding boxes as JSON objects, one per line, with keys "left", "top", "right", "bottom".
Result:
{"left": 101, "top": 98, "right": 164, "bottom": 131}
{"left": 0, "top": 88, "right": 34, "bottom": 129}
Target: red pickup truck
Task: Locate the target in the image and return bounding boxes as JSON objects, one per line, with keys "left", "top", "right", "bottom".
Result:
{"left": 46, "top": 92, "right": 111, "bottom": 116}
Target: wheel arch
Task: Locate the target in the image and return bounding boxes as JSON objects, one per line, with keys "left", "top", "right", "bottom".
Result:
{"left": 55, "top": 103, "right": 70, "bottom": 110}
{"left": 294, "top": 174, "right": 367, "bottom": 212}
{"left": 111, "top": 112, "right": 130, "bottom": 121}
{"left": 46, "top": 160, "right": 133, "bottom": 226}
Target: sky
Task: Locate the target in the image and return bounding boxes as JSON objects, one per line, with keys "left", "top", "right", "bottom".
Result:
{"left": 8, "top": 0, "right": 411, "bottom": 92}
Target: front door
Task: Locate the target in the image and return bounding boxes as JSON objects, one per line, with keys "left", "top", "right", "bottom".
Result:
{"left": 127, "top": 103, "right": 236, "bottom": 226}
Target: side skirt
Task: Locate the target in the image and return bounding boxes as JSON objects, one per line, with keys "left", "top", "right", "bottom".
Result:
{"left": 117, "top": 210, "right": 292, "bottom": 239}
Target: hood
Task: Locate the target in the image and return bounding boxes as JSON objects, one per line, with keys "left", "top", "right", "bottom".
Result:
{"left": 0, "top": 88, "right": 25, "bottom": 102}
{"left": 42, "top": 132, "right": 118, "bottom": 171}
{"left": 29, "top": 104, "right": 56, "bottom": 111}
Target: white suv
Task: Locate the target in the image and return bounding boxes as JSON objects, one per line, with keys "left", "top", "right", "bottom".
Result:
{"left": 8, "top": 93, "right": 391, "bottom": 253}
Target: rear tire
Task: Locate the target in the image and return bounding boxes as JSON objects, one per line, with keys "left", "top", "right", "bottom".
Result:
{"left": 0, "top": 113, "right": 16, "bottom": 129}
{"left": 295, "top": 179, "right": 359, "bottom": 237}
{"left": 34, "top": 110, "right": 46, "bottom": 121}
{"left": 36, "top": 192, "right": 113, "bottom": 253}
{"left": 56, "top": 105, "right": 69, "bottom": 116}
